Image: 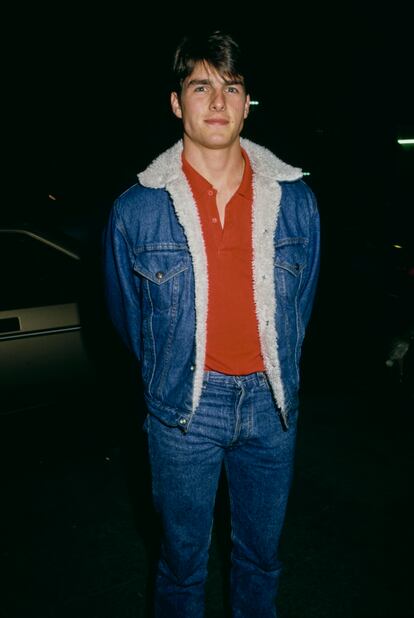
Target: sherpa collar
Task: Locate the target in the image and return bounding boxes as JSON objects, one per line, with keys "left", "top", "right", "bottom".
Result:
{"left": 138, "top": 138, "right": 302, "bottom": 188}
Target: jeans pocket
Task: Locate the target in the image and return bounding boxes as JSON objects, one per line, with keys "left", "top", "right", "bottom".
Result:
{"left": 258, "top": 372, "right": 271, "bottom": 390}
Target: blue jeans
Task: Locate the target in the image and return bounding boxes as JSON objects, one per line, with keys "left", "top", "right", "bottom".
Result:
{"left": 145, "top": 371, "right": 298, "bottom": 617}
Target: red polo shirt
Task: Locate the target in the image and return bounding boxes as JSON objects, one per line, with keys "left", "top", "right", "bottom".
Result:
{"left": 182, "top": 149, "right": 265, "bottom": 374}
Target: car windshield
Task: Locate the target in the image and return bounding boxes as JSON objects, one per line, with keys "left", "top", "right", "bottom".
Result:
{"left": 0, "top": 231, "right": 81, "bottom": 311}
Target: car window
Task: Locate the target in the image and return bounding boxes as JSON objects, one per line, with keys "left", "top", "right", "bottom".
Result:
{"left": 0, "top": 231, "right": 81, "bottom": 310}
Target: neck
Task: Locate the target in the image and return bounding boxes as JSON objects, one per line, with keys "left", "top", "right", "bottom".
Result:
{"left": 182, "top": 138, "right": 244, "bottom": 191}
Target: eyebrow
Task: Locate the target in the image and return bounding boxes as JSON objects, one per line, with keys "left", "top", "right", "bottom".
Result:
{"left": 186, "top": 78, "right": 244, "bottom": 87}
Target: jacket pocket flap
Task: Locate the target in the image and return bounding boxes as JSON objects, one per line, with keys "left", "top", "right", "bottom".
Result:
{"left": 275, "top": 237, "right": 307, "bottom": 276}
{"left": 133, "top": 251, "right": 190, "bottom": 285}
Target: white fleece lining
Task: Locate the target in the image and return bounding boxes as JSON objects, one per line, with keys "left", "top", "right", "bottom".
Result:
{"left": 138, "top": 139, "right": 302, "bottom": 413}
{"left": 249, "top": 163, "right": 285, "bottom": 410}
{"left": 165, "top": 175, "right": 208, "bottom": 412}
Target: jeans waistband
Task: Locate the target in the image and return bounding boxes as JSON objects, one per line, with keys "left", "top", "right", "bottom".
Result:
{"left": 203, "top": 370, "right": 269, "bottom": 388}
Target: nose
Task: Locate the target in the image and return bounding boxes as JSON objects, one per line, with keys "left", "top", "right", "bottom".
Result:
{"left": 209, "top": 90, "right": 225, "bottom": 111}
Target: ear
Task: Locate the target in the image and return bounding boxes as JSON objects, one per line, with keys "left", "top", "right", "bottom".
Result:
{"left": 171, "top": 92, "right": 182, "bottom": 119}
{"left": 244, "top": 94, "right": 250, "bottom": 119}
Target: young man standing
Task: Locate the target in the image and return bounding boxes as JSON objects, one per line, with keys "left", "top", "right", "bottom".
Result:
{"left": 104, "top": 30, "right": 320, "bottom": 618}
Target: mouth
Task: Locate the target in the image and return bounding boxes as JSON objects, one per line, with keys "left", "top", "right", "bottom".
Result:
{"left": 204, "top": 118, "right": 229, "bottom": 125}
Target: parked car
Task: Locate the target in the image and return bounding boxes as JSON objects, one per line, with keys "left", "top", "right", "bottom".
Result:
{"left": 0, "top": 226, "right": 101, "bottom": 414}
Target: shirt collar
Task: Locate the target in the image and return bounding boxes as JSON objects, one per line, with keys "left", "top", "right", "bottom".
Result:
{"left": 237, "top": 148, "right": 253, "bottom": 200}
{"left": 181, "top": 147, "right": 252, "bottom": 201}
{"left": 181, "top": 153, "right": 213, "bottom": 196}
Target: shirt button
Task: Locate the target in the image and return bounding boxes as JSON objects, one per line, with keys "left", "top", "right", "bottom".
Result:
{"left": 212, "top": 217, "right": 218, "bottom": 224}
{"left": 207, "top": 190, "right": 214, "bottom": 197}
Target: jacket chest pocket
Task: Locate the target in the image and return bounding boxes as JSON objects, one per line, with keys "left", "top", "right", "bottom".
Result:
{"left": 133, "top": 250, "right": 191, "bottom": 313}
{"left": 275, "top": 237, "right": 307, "bottom": 301}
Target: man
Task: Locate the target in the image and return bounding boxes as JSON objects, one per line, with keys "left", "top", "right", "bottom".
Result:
{"left": 104, "top": 30, "right": 320, "bottom": 618}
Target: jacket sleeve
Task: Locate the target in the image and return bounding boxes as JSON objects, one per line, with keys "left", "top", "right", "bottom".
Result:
{"left": 102, "top": 200, "right": 142, "bottom": 361}
{"left": 299, "top": 188, "right": 321, "bottom": 330}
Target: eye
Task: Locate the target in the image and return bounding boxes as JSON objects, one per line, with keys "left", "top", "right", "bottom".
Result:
{"left": 226, "top": 86, "right": 239, "bottom": 94}
{"left": 194, "top": 86, "right": 208, "bottom": 92}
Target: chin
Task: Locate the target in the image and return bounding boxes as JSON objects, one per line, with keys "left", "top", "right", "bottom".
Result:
{"left": 202, "top": 134, "right": 238, "bottom": 149}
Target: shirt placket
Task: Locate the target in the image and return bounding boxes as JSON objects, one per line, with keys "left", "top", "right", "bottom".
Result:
{"left": 206, "top": 188, "right": 224, "bottom": 249}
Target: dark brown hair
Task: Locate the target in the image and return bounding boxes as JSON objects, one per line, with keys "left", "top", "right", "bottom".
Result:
{"left": 172, "top": 30, "right": 248, "bottom": 94}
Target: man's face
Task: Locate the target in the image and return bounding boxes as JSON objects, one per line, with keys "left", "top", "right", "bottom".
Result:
{"left": 171, "top": 61, "right": 250, "bottom": 151}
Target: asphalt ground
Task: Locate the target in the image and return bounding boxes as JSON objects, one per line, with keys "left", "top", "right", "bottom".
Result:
{"left": 1, "top": 361, "right": 413, "bottom": 618}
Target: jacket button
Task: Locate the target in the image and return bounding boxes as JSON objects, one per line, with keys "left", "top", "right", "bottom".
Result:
{"left": 155, "top": 271, "right": 164, "bottom": 280}
{"left": 179, "top": 418, "right": 187, "bottom": 425}
{"left": 190, "top": 364, "right": 195, "bottom": 371}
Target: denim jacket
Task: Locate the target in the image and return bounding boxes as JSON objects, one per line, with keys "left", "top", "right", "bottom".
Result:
{"left": 103, "top": 139, "right": 320, "bottom": 429}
